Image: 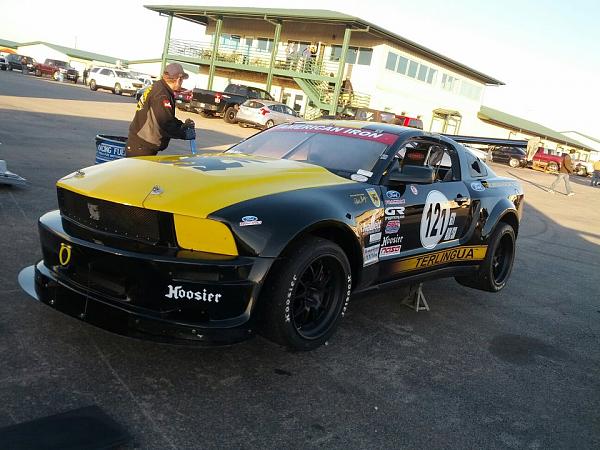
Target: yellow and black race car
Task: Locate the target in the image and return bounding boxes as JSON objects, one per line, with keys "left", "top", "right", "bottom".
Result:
{"left": 21, "top": 121, "right": 524, "bottom": 350}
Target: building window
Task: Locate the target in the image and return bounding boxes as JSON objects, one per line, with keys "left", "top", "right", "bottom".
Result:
{"left": 257, "top": 38, "right": 273, "bottom": 52}
{"left": 417, "top": 64, "right": 428, "bottom": 82}
{"left": 407, "top": 60, "right": 418, "bottom": 78}
{"left": 460, "top": 80, "right": 483, "bottom": 100}
{"left": 396, "top": 56, "right": 408, "bottom": 75}
{"left": 441, "top": 73, "right": 460, "bottom": 92}
{"left": 385, "top": 52, "right": 397, "bottom": 70}
{"left": 427, "top": 68, "right": 437, "bottom": 84}
{"left": 330, "top": 46, "right": 372, "bottom": 65}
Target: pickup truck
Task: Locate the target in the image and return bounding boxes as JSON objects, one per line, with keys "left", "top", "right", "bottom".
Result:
{"left": 530, "top": 148, "right": 562, "bottom": 173}
{"left": 190, "top": 83, "right": 274, "bottom": 122}
{"left": 34, "top": 59, "right": 78, "bottom": 83}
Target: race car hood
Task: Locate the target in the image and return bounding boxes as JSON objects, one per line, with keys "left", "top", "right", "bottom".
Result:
{"left": 57, "top": 154, "right": 353, "bottom": 218}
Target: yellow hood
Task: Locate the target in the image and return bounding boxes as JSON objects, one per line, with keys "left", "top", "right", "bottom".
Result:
{"left": 57, "top": 154, "right": 353, "bottom": 218}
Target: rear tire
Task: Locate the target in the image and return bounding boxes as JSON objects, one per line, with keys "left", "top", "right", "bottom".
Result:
{"left": 35, "top": 69, "right": 41, "bottom": 76}
{"left": 114, "top": 83, "right": 122, "bottom": 95}
{"left": 455, "top": 223, "right": 516, "bottom": 292}
{"left": 547, "top": 162, "right": 559, "bottom": 172}
{"left": 223, "top": 106, "right": 237, "bottom": 123}
{"left": 52, "top": 71, "right": 60, "bottom": 81}
{"left": 257, "top": 237, "right": 352, "bottom": 351}
{"left": 264, "top": 119, "right": 275, "bottom": 129}
{"left": 509, "top": 157, "right": 520, "bottom": 168}
{"left": 90, "top": 80, "right": 97, "bottom": 91}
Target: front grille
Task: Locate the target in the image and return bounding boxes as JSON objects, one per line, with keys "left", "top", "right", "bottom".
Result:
{"left": 57, "top": 188, "right": 171, "bottom": 245}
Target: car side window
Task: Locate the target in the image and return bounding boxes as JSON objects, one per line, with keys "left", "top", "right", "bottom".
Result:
{"left": 392, "top": 140, "right": 459, "bottom": 182}
{"left": 465, "top": 152, "right": 488, "bottom": 178}
{"left": 270, "top": 105, "right": 281, "bottom": 113}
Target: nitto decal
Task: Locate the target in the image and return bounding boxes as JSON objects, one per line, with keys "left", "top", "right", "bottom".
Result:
{"left": 165, "top": 285, "right": 222, "bottom": 303}
{"left": 385, "top": 219, "right": 400, "bottom": 234}
{"left": 240, "top": 215, "right": 262, "bottom": 226}
{"left": 395, "top": 246, "right": 487, "bottom": 271}
{"left": 380, "top": 245, "right": 401, "bottom": 257}
{"left": 365, "top": 188, "right": 380, "bottom": 207}
{"left": 363, "top": 244, "right": 380, "bottom": 266}
{"left": 420, "top": 190, "right": 451, "bottom": 249}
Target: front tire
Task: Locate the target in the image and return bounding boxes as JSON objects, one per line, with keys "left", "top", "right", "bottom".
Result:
{"left": 547, "top": 162, "right": 559, "bottom": 173}
{"left": 89, "top": 80, "right": 97, "bottom": 91}
{"left": 35, "top": 68, "right": 41, "bottom": 76}
{"left": 258, "top": 237, "right": 352, "bottom": 351}
{"left": 223, "top": 106, "right": 237, "bottom": 123}
{"left": 52, "top": 71, "right": 60, "bottom": 81}
{"left": 455, "top": 223, "right": 516, "bottom": 292}
{"left": 114, "top": 83, "right": 122, "bottom": 95}
{"left": 264, "top": 119, "right": 275, "bottom": 129}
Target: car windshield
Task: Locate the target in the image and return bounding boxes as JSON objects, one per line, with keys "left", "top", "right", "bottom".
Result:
{"left": 226, "top": 124, "right": 398, "bottom": 178}
{"left": 51, "top": 60, "right": 68, "bottom": 68}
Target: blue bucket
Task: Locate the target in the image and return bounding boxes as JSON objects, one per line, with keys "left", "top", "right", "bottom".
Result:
{"left": 95, "top": 135, "right": 127, "bottom": 164}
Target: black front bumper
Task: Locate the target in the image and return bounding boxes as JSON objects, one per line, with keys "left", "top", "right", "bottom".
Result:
{"left": 29, "top": 211, "right": 274, "bottom": 346}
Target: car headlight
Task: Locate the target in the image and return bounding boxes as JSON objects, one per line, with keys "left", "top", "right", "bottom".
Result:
{"left": 174, "top": 215, "right": 238, "bottom": 255}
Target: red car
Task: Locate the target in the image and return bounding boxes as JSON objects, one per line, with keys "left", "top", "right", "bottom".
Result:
{"left": 531, "top": 148, "right": 562, "bottom": 173}
{"left": 174, "top": 89, "right": 193, "bottom": 111}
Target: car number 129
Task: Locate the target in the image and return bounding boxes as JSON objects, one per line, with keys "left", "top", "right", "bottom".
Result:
{"left": 420, "top": 190, "right": 451, "bottom": 249}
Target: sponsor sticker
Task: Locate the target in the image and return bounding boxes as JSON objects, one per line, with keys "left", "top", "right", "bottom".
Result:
{"left": 420, "top": 190, "right": 450, "bottom": 249}
{"left": 275, "top": 123, "right": 398, "bottom": 145}
{"left": 410, "top": 185, "right": 418, "bottom": 195}
{"left": 471, "top": 181, "right": 485, "bottom": 191}
{"left": 386, "top": 190, "right": 401, "bottom": 199}
{"left": 385, "top": 199, "right": 405, "bottom": 205}
{"left": 357, "top": 169, "right": 373, "bottom": 177}
{"left": 351, "top": 174, "right": 368, "bottom": 182}
{"left": 165, "top": 285, "right": 222, "bottom": 303}
{"left": 361, "top": 221, "right": 381, "bottom": 234}
{"left": 385, "top": 207, "right": 405, "bottom": 218}
{"left": 365, "top": 188, "right": 381, "bottom": 207}
{"left": 396, "top": 246, "right": 487, "bottom": 271}
{"left": 162, "top": 99, "right": 172, "bottom": 109}
{"left": 350, "top": 193, "right": 367, "bottom": 205}
{"left": 363, "top": 244, "right": 380, "bottom": 266}
{"left": 381, "top": 235, "right": 403, "bottom": 246}
{"left": 369, "top": 232, "right": 382, "bottom": 244}
{"left": 385, "top": 219, "right": 401, "bottom": 234}
{"left": 240, "top": 215, "right": 262, "bottom": 226}
{"left": 380, "top": 245, "right": 402, "bottom": 257}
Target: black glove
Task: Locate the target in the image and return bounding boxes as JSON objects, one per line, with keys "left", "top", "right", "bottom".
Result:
{"left": 184, "top": 127, "right": 196, "bottom": 140}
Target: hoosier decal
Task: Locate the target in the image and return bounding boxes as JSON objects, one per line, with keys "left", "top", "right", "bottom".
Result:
{"left": 396, "top": 246, "right": 487, "bottom": 271}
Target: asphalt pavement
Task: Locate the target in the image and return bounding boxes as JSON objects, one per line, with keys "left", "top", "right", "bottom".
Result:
{"left": 1, "top": 70, "right": 599, "bottom": 449}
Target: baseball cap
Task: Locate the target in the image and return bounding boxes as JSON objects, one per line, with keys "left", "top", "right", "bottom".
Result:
{"left": 164, "top": 63, "right": 189, "bottom": 79}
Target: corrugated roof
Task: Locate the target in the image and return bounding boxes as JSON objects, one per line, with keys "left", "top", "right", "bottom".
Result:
{"left": 478, "top": 106, "right": 590, "bottom": 150}
{"left": 18, "top": 41, "right": 124, "bottom": 65}
{"left": 144, "top": 5, "right": 503, "bottom": 85}
{"left": 0, "top": 38, "right": 20, "bottom": 49}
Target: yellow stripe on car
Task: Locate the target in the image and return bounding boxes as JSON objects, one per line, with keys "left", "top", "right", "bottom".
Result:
{"left": 395, "top": 245, "right": 487, "bottom": 271}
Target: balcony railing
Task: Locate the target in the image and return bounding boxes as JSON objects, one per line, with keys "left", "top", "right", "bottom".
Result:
{"left": 168, "top": 39, "right": 342, "bottom": 77}
{"left": 168, "top": 39, "right": 371, "bottom": 112}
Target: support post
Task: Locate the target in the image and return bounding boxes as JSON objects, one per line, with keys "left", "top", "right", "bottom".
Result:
{"left": 329, "top": 27, "right": 352, "bottom": 115}
{"left": 266, "top": 21, "right": 282, "bottom": 92}
{"left": 207, "top": 17, "right": 223, "bottom": 90}
{"left": 160, "top": 14, "right": 174, "bottom": 75}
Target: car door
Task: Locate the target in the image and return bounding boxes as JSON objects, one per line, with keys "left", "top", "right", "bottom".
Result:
{"left": 268, "top": 104, "right": 286, "bottom": 125}
{"left": 376, "top": 139, "right": 474, "bottom": 282}
{"left": 282, "top": 105, "right": 297, "bottom": 123}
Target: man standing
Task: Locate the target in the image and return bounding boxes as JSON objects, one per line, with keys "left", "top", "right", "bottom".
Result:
{"left": 126, "top": 63, "right": 195, "bottom": 157}
{"left": 548, "top": 153, "right": 575, "bottom": 196}
{"left": 591, "top": 160, "right": 600, "bottom": 187}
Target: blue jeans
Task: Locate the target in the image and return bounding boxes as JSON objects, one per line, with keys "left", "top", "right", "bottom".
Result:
{"left": 591, "top": 170, "right": 600, "bottom": 186}
{"left": 550, "top": 173, "right": 573, "bottom": 194}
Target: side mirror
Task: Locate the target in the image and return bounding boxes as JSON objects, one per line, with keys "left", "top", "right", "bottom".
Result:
{"left": 388, "top": 165, "right": 435, "bottom": 184}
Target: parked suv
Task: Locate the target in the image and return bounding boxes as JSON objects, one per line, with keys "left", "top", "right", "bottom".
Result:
{"left": 88, "top": 67, "right": 144, "bottom": 95}
{"left": 0, "top": 56, "right": 8, "bottom": 71}
{"left": 6, "top": 54, "right": 35, "bottom": 72}
{"left": 34, "top": 59, "right": 78, "bottom": 82}
{"left": 490, "top": 146, "right": 527, "bottom": 168}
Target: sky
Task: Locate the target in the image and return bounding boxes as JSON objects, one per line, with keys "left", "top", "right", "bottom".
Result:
{"left": 3, "top": 0, "right": 599, "bottom": 138}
